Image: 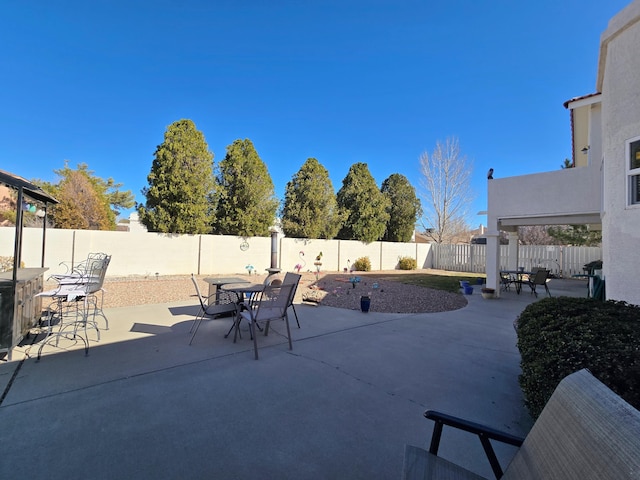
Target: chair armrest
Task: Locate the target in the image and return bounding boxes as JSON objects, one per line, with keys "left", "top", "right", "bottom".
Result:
{"left": 424, "top": 410, "right": 524, "bottom": 480}
{"left": 425, "top": 410, "right": 524, "bottom": 447}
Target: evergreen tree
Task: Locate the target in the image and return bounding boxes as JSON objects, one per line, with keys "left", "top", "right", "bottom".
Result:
{"left": 561, "top": 158, "right": 574, "bottom": 169}
{"left": 281, "top": 158, "right": 345, "bottom": 239}
{"left": 547, "top": 225, "right": 602, "bottom": 246}
{"left": 381, "top": 173, "right": 422, "bottom": 242}
{"left": 138, "top": 119, "right": 214, "bottom": 234}
{"left": 213, "top": 139, "right": 278, "bottom": 236}
{"left": 336, "top": 163, "right": 390, "bottom": 242}
{"left": 50, "top": 169, "right": 111, "bottom": 230}
{"left": 40, "top": 162, "right": 134, "bottom": 230}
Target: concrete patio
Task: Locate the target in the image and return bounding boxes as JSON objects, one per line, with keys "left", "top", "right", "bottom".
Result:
{"left": 0, "top": 279, "right": 586, "bottom": 479}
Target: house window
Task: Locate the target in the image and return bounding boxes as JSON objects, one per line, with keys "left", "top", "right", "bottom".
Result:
{"left": 628, "top": 138, "right": 640, "bottom": 205}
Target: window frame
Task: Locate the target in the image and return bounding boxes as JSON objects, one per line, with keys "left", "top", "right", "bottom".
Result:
{"left": 626, "top": 136, "right": 640, "bottom": 207}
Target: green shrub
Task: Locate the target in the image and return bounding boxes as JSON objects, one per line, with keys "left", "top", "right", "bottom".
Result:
{"left": 516, "top": 297, "right": 640, "bottom": 419}
{"left": 398, "top": 256, "right": 417, "bottom": 270}
{"left": 352, "top": 256, "right": 371, "bottom": 272}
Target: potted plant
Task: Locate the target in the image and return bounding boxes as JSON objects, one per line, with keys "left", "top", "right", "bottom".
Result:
{"left": 360, "top": 295, "right": 371, "bottom": 312}
{"left": 481, "top": 287, "right": 496, "bottom": 299}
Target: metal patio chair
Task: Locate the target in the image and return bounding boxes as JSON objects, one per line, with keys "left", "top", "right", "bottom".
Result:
{"left": 234, "top": 283, "right": 295, "bottom": 359}
{"left": 188, "top": 274, "right": 239, "bottom": 345}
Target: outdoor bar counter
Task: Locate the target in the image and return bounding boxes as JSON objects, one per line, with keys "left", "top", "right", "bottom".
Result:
{"left": 0, "top": 267, "right": 47, "bottom": 359}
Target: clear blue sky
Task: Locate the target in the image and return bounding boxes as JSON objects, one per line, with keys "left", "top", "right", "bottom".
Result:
{"left": 1, "top": 1, "right": 631, "bottom": 227}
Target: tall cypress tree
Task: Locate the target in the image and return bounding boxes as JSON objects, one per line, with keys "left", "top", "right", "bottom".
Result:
{"left": 336, "top": 163, "right": 390, "bottom": 242}
{"left": 281, "top": 158, "right": 345, "bottom": 239}
{"left": 381, "top": 173, "right": 422, "bottom": 242}
{"left": 213, "top": 139, "right": 278, "bottom": 236}
{"left": 138, "top": 119, "right": 214, "bottom": 234}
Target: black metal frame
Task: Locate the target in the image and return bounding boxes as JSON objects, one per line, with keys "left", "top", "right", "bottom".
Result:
{"left": 0, "top": 169, "right": 58, "bottom": 352}
{"left": 424, "top": 410, "right": 524, "bottom": 480}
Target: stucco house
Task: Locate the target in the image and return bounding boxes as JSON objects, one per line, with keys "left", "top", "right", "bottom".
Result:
{"left": 485, "top": 0, "right": 640, "bottom": 306}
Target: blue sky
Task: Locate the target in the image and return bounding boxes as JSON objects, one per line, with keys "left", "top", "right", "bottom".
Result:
{"left": 1, "top": 1, "right": 631, "bottom": 227}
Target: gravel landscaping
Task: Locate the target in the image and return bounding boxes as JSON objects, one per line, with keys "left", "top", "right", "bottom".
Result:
{"left": 70, "top": 271, "right": 467, "bottom": 314}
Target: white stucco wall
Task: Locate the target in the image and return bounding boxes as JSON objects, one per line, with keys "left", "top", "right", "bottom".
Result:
{"left": 1, "top": 227, "right": 431, "bottom": 278}
{"left": 487, "top": 166, "right": 602, "bottom": 222}
{"left": 599, "top": 1, "right": 640, "bottom": 304}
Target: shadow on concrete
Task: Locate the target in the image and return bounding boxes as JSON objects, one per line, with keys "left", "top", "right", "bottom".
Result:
{"left": 0, "top": 279, "right": 588, "bottom": 479}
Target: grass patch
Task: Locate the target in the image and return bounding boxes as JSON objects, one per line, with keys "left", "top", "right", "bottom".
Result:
{"left": 372, "top": 273, "right": 483, "bottom": 293}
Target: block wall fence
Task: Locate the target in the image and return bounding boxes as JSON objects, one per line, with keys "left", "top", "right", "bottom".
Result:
{"left": 0, "top": 227, "right": 433, "bottom": 278}
{"left": 0, "top": 227, "right": 600, "bottom": 279}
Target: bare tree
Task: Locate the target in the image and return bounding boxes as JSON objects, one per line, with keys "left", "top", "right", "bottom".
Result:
{"left": 419, "top": 137, "right": 474, "bottom": 243}
{"left": 518, "top": 225, "right": 559, "bottom": 245}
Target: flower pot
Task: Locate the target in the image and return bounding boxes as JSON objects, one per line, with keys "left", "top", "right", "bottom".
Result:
{"left": 360, "top": 296, "right": 371, "bottom": 312}
{"left": 481, "top": 287, "right": 495, "bottom": 299}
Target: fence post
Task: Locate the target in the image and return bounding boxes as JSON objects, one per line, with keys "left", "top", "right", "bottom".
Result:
{"left": 197, "top": 235, "right": 202, "bottom": 275}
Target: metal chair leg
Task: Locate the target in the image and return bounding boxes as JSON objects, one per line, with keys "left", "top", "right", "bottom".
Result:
{"left": 291, "top": 304, "right": 300, "bottom": 328}
{"left": 189, "top": 313, "right": 204, "bottom": 345}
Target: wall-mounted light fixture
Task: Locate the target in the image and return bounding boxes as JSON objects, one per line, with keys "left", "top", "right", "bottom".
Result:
{"left": 581, "top": 146, "right": 590, "bottom": 154}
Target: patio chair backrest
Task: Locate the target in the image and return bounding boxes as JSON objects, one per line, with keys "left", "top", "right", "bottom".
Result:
{"left": 82, "top": 254, "right": 111, "bottom": 294}
{"left": 253, "top": 283, "right": 294, "bottom": 323}
{"left": 502, "top": 369, "right": 640, "bottom": 479}
{"left": 531, "top": 269, "right": 549, "bottom": 285}
{"left": 75, "top": 252, "right": 108, "bottom": 274}
{"left": 190, "top": 274, "right": 207, "bottom": 309}
{"left": 282, "top": 272, "right": 301, "bottom": 303}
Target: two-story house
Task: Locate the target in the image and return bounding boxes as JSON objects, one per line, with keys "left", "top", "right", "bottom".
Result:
{"left": 485, "top": 0, "right": 640, "bottom": 305}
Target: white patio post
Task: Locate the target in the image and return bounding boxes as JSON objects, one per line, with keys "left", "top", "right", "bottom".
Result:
{"left": 507, "top": 230, "right": 519, "bottom": 270}
{"left": 485, "top": 176, "right": 501, "bottom": 295}
{"left": 485, "top": 212, "right": 501, "bottom": 295}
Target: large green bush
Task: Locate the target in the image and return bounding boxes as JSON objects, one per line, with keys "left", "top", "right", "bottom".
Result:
{"left": 516, "top": 297, "right": 640, "bottom": 419}
{"left": 352, "top": 256, "right": 371, "bottom": 272}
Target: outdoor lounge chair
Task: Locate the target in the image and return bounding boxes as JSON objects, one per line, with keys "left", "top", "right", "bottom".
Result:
{"left": 234, "top": 283, "right": 295, "bottom": 359}
{"left": 188, "top": 274, "right": 239, "bottom": 345}
{"left": 403, "top": 369, "right": 640, "bottom": 479}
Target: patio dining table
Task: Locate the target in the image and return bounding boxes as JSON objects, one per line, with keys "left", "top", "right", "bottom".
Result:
{"left": 220, "top": 282, "right": 265, "bottom": 305}
{"left": 203, "top": 277, "right": 249, "bottom": 304}
{"left": 500, "top": 270, "right": 533, "bottom": 294}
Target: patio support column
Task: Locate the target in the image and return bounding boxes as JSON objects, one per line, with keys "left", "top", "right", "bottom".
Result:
{"left": 485, "top": 177, "right": 502, "bottom": 295}
{"left": 507, "top": 231, "right": 519, "bottom": 270}
{"left": 485, "top": 210, "right": 501, "bottom": 295}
